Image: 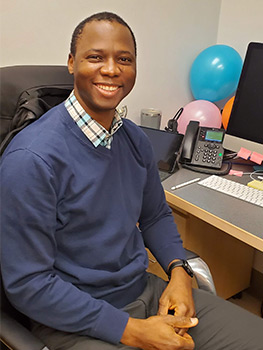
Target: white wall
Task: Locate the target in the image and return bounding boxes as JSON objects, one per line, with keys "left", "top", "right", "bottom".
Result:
{"left": 0, "top": 0, "right": 221, "bottom": 128}
{"left": 217, "top": 0, "right": 263, "bottom": 274}
{"left": 218, "top": 0, "right": 263, "bottom": 59}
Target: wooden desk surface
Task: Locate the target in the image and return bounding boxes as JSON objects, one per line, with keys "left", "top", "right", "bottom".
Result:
{"left": 162, "top": 167, "right": 263, "bottom": 252}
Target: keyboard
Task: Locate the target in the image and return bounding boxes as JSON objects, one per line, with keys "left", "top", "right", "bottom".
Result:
{"left": 198, "top": 175, "right": 263, "bottom": 208}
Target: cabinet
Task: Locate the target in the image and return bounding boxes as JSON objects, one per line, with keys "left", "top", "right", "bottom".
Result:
{"left": 171, "top": 206, "right": 254, "bottom": 299}
{"left": 146, "top": 204, "right": 254, "bottom": 299}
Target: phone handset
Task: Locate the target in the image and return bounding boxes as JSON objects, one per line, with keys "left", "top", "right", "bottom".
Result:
{"left": 180, "top": 121, "right": 225, "bottom": 170}
{"left": 180, "top": 121, "right": 200, "bottom": 162}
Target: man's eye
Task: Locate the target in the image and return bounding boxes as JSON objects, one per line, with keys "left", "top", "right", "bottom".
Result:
{"left": 119, "top": 57, "right": 132, "bottom": 64}
{"left": 87, "top": 55, "right": 102, "bottom": 61}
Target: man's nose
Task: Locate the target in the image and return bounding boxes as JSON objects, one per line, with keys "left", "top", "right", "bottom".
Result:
{"left": 100, "top": 58, "right": 120, "bottom": 76}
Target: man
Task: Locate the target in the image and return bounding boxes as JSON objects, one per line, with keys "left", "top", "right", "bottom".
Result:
{"left": 1, "top": 12, "right": 262, "bottom": 350}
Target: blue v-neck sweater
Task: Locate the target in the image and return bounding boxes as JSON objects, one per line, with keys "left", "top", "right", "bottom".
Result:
{"left": 1, "top": 103, "right": 185, "bottom": 344}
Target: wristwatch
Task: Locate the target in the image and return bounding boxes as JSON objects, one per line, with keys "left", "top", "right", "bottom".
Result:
{"left": 167, "top": 260, "right": 194, "bottom": 279}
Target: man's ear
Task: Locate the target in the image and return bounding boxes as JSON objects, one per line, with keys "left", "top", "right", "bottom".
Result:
{"left": 68, "top": 53, "right": 74, "bottom": 75}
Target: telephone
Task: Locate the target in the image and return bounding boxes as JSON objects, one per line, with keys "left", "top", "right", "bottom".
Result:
{"left": 180, "top": 121, "right": 225, "bottom": 169}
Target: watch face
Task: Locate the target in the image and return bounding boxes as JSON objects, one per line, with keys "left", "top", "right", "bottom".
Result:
{"left": 183, "top": 260, "right": 194, "bottom": 278}
{"left": 168, "top": 259, "right": 194, "bottom": 278}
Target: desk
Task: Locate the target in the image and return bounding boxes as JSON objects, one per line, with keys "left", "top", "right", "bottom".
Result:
{"left": 162, "top": 167, "right": 263, "bottom": 299}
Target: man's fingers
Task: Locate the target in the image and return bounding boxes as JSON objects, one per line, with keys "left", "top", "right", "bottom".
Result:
{"left": 157, "top": 301, "right": 169, "bottom": 316}
{"left": 181, "top": 333, "right": 196, "bottom": 350}
{"left": 164, "top": 315, "right": 198, "bottom": 329}
{"left": 183, "top": 332, "right": 194, "bottom": 340}
{"left": 178, "top": 327, "right": 188, "bottom": 336}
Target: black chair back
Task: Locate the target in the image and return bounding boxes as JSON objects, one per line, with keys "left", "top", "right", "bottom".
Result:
{"left": 0, "top": 65, "right": 74, "bottom": 350}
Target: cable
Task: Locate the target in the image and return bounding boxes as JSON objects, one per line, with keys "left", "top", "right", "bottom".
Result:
{"left": 182, "top": 161, "right": 232, "bottom": 176}
{"left": 223, "top": 151, "right": 237, "bottom": 160}
{"left": 249, "top": 170, "right": 263, "bottom": 181}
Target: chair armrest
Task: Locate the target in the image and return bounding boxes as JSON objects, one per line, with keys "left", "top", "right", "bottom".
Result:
{"left": 0, "top": 311, "right": 48, "bottom": 350}
{"left": 184, "top": 248, "right": 217, "bottom": 295}
{"left": 185, "top": 248, "right": 199, "bottom": 260}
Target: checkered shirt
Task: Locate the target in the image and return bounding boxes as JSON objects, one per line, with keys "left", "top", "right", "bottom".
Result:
{"left": 65, "top": 91, "right": 123, "bottom": 149}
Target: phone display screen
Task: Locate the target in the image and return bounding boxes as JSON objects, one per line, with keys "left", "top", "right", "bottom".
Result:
{"left": 205, "top": 130, "right": 224, "bottom": 142}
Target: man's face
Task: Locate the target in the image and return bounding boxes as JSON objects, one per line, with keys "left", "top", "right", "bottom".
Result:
{"left": 68, "top": 20, "right": 136, "bottom": 118}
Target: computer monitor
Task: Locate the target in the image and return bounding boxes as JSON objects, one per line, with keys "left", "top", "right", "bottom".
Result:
{"left": 223, "top": 42, "right": 263, "bottom": 154}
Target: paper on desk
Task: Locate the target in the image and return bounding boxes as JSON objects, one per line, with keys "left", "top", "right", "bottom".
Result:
{"left": 247, "top": 180, "right": 263, "bottom": 191}
{"left": 250, "top": 152, "right": 263, "bottom": 165}
{"left": 237, "top": 147, "right": 251, "bottom": 160}
{"left": 229, "top": 170, "right": 243, "bottom": 177}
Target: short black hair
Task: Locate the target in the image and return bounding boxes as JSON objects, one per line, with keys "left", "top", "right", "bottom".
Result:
{"left": 70, "top": 12, "right": 137, "bottom": 57}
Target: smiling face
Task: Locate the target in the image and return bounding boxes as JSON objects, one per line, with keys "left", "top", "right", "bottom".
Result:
{"left": 68, "top": 20, "right": 136, "bottom": 129}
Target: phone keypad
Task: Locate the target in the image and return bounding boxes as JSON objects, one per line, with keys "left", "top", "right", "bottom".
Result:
{"left": 192, "top": 142, "right": 224, "bottom": 169}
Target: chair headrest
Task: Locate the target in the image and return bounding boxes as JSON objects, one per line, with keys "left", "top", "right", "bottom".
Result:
{"left": 0, "top": 65, "right": 74, "bottom": 118}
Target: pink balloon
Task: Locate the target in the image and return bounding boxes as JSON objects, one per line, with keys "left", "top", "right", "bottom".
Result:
{"left": 177, "top": 100, "right": 222, "bottom": 134}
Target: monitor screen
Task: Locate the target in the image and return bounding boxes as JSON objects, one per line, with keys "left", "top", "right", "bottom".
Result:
{"left": 223, "top": 42, "right": 263, "bottom": 154}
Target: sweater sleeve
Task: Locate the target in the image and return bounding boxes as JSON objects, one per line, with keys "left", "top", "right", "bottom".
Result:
{"left": 0, "top": 149, "right": 129, "bottom": 344}
{"left": 138, "top": 138, "right": 186, "bottom": 271}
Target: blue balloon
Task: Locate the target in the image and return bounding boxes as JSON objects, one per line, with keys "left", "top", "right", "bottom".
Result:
{"left": 190, "top": 45, "right": 243, "bottom": 102}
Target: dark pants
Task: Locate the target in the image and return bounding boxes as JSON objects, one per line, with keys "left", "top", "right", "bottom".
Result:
{"left": 31, "top": 273, "right": 263, "bottom": 350}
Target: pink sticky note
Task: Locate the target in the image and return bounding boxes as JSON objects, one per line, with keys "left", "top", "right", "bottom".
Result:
{"left": 237, "top": 147, "right": 251, "bottom": 160}
{"left": 229, "top": 170, "right": 243, "bottom": 177}
{"left": 250, "top": 152, "right": 263, "bottom": 165}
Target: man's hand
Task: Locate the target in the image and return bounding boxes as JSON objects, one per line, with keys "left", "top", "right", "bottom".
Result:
{"left": 158, "top": 264, "right": 196, "bottom": 335}
{"left": 121, "top": 315, "right": 198, "bottom": 350}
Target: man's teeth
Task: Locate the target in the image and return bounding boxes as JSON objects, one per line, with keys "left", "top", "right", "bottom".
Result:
{"left": 97, "top": 84, "right": 118, "bottom": 91}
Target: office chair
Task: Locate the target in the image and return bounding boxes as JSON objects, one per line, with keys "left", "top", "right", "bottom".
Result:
{"left": 185, "top": 249, "right": 216, "bottom": 295}
{"left": 0, "top": 65, "right": 216, "bottom": 350}
{"left": 0, "top": 275, "right": 49, "bottom": 350}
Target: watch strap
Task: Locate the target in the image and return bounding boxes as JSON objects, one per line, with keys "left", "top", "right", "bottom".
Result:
{"left": 167, "top": 260, "right": 194, "bottom": 279}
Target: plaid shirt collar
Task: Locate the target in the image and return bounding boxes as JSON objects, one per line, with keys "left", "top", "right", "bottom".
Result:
{"left": 65, "top": 91, "right": 123, "bottom": 149}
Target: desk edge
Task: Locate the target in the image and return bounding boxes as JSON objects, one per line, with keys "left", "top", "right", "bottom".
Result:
{"left": 165, "top": 190, "right": 263, "bottom": 252}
